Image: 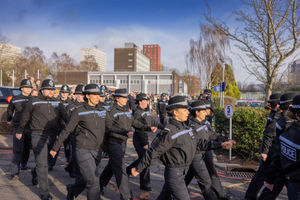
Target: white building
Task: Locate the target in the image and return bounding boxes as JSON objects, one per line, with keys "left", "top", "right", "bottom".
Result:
{"left": 81, "top": 48, "right": 107, "bottom": 72}
{"left": 88, "top": 71, "right": 173, "bottom": 94}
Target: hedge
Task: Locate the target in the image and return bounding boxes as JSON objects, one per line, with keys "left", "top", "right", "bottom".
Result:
{"left": 214, "top": 107, "right": 269, "bottom": 160}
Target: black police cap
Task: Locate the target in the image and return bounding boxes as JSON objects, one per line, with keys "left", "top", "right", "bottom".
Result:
{"left": 20, "top": 79, "right": 32, "bottom": 89}
{"left": 74, "top": 83, "right": 84, "bottom": 94}
{"left": 83, "top": 84, "right": 101, "bottom": 95}
{"left": 190, "top": 100, "right": 207, "bottom": 110}
{"left": 40, "top": 79, "right": 55, "bottom": 90}
{"left": 203, "top": 89, "right": 212, "bottom": 94}
{"left": 290, "top": 95, "right": 300, "bottom": 112}
{"left": 60, "top": 84, "right": 70, "bottom": 93}
{"left": 167, "top": 96, "right": 189, "bottom": 111}
{"left": 113, "top": 88, "right": 128, "bottom": 98}
{"left": 136, "top": 93, "right": 149, "bottom": 102}
{"left": 268, "top": 93, "right": 281, "bottom": 103}
{"left": 280, "top": 92, "right": 297, "bottom": 105}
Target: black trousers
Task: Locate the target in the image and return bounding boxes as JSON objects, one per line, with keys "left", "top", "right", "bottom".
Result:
{"left": 48, "top": 135, "right": 59, "bottom": 168}
{"left": 287, "top": 179, "right": 300, "bottom": 200}
{"left": 31, "top": 134, "right": 51, "bottom": 197}
{"left": 185, "top": 153, "right": 217, "bottom": 200}
{"left": 11, "top": 128, "right": 31, "bottom": 176}
{"left": 157, "top": 167, "right": 190, "bottom": 200}
{"left": 245, "top": 157, "right": 272, "bottom": 200}
{"left": 65, "top": 134, "right": 80, "bottom": 177}
{"left": 130, "top": 136, "right": 150, "bottom": 189}
{"left": 101, "top": 140, "right": 131, "bottom": 200}
{"left": 63, "top": 135, "right": 72, "bottom": 162}
{"left": 72, "top": 148, "right": 102, "bottom": 200}
{"left": 203, "top": 150, "right": 227, "bottom": 199}
{"left": 258, "top": 173, "right": 286, "bottom": 200}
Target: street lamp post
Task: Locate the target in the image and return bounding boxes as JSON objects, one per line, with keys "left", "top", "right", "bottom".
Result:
{"left": 219, "top": 58, "right": 225, "bottom": 107}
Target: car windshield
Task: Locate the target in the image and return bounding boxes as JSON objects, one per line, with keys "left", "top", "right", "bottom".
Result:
{"left": 250, "top": 102, "right": 264, "bottom": 107}
{"left": 12, "top": 89, "right": 21, "bottom": 96}
{"left": 237, "top": 102, "right": 249, "bottom": 107}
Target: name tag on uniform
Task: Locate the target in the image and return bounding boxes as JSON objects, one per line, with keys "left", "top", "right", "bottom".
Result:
{"left": 281, "top": 142, "right": 296, "bottom": 161}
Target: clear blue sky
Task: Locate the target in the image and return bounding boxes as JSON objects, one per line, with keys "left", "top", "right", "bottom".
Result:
{"left": 0, "top": 0, "right": 252, "bottom": 82}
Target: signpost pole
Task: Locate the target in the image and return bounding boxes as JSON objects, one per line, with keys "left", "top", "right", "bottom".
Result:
{"left": 229, "top": 117, "right": 232, "bottom": 161}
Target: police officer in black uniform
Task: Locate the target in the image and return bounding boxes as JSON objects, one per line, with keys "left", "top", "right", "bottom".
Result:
{"left": 131, "top": 96, "right": 234, "bottom": 200}
{"left": 100, "top": 88, "right": 141, "bottom": 200}
{"left": 279, "top": 95, "right": 300, "bottom": 200}
{"left": 48, "top": 84, "right": 72, "bottom": 170}
{"left": 202, "top": 99, "right": 233, "bottom": 200}
{"left": 16, "top": 79, "right": 64, "bottom": 200}
{"left": 127, "top": 93, "right": 161, "bottom": 193}
{"left": 245, "top": 93, "right": 281, "bottom": 200}
{"left": 184, "top": 100, "right": 220, "bottom": 200}
{"left": 64, "top": 83, "right": 85, "bottom": 178}
{"left": 157, "top": 93, "right": 168, "bottom": 125}
{"left": 50, "top": 83, "right": 106, "bottom": 200}
{"left": 259, "top": 92, "right": 297, "bottom": 200}
{"left": 7, "top": 79, "right": 33, "bottom": 180}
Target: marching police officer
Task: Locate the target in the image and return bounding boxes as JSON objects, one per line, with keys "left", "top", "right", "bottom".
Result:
{"left": 202, "top": 99, "right": 233, "bottom": 200}
{"left": 259, "top": 92, "right": 297, "bottom": 200}
{"left": 64, "top": 83, "right": 85, "bottom": 178}
{"left": 50, "top": 84, "right": 106, "bottom": 200}
{"left": 7, "top": 79, "right": 33, "bottom": 180}
{"left": 16, "top": 79, "right": 64, "bottom": 200}
{"left": 127, "top": 93, "right": 161, "bottom": 194}
{"left": 48, "top": 84, "right": 72, "bottom": 169}
{"left": 157, "top": 93, "right": 168, "bottom": 125}
{"left": 131, "top": 96, "right": 234, "bottom": 200}
{"left": 245, "top": 93, "right": 281, "bottom": 200}
{"left": 184, "top": 100, "right": 219, "bottom": 200}
{"left": 279, "top": 95, "right": 300, "bottom": 200}
{"left": 100, "top": 88, "right": 142, "bottom": 200}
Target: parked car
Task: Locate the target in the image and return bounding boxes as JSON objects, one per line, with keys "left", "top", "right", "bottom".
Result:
{"left": 0, "top": 87, "right": 21, "bottom": 104}
{"left": 235, "top": 99, "right": 264, "bottom": 108}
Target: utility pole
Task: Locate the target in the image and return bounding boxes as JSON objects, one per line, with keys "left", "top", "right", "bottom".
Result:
{"left": 0, "top": 69, "right": 2, "bottom": 86}
{"left": 219, "top": 58, "right": 225, "bottom": 107}
{"left": 12, "top": 70, "right": 14, "bottom": 87}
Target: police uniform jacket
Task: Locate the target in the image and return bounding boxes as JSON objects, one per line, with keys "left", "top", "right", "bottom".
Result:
{"left": 260, "top": 109, "right": 281, "bottom": 155}
{"left": 17, "top": 94, "right": 65, "bottom": 135}
{"left": 7, "top": 94, "right": 32, "bottom": 128}
{"left": 106, "top": 103, "right": 143, "bottom": 142}
{"left": 133, "top": 106, "right": 159, "bottom": 147}
{"left": 157, "top": 100, "right": 168, "bottom": 116}
{"left": 188, "top": 117, "right": 211, "bottom": 155}
{"left": 52, "top": 102, "right": 106, "bottom": 151}
{"left": 66, "top": 100, "right": 82, "bottom": 121}
{"left": 205, "top": 120, "right": 228, "bottom": 142}
{"left": 279, "top": 121, "right": 300, "bottom": 182}
{"left": 135, "top": 118, "right": 222, "bottom": 173}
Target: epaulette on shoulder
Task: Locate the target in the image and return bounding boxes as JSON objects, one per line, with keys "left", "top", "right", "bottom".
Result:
{"left": 164, "top": 127, "right": 171, "bottom": 132}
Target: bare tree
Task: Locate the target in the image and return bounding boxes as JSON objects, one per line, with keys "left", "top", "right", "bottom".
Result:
{"left": 50, "top": 52, "right": 78, "bottom": 73}
{"left": 207, "top": 0, "right": 300, "bottom": 103}
{"left": 14, "top": 47, "right": 52, "bottom": 84}
{"left": 186, "top": 24, "right": 229, "bottom": 89}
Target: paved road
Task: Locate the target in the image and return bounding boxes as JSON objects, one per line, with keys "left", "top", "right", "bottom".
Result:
{"left": 0, "top": 133, "right": 288, "bottom": 200}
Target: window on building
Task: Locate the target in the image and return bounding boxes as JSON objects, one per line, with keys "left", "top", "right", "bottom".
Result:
{"left": 128, "top": 53, "right": 133, "bottom": 56}
{"left": 128, "top": 59, "right": 133, "bottom": 62}
{"left": 128, "top": 65, "right": 133, "bottom": 68}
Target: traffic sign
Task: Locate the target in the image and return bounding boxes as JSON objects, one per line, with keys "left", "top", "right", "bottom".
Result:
{"left": 224, "top": 104, "right": 234, "bottom": 119}
{"left": 214, "top": 86, "right": 221, "bottom": 92}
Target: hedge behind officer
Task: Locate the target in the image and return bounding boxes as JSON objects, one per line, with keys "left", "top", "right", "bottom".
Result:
{"left": 7, "top": 79, "right": 33, "bottom": 180}
{"left": 16, "top": 79, "right": 64, "bottom": 200}
{"left": 50, "top": 84, "right": 106, "bottom": 200}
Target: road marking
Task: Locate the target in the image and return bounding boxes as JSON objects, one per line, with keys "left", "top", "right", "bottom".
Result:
{"left": 225, "top": 181, "right": 249, "bottom": 189}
